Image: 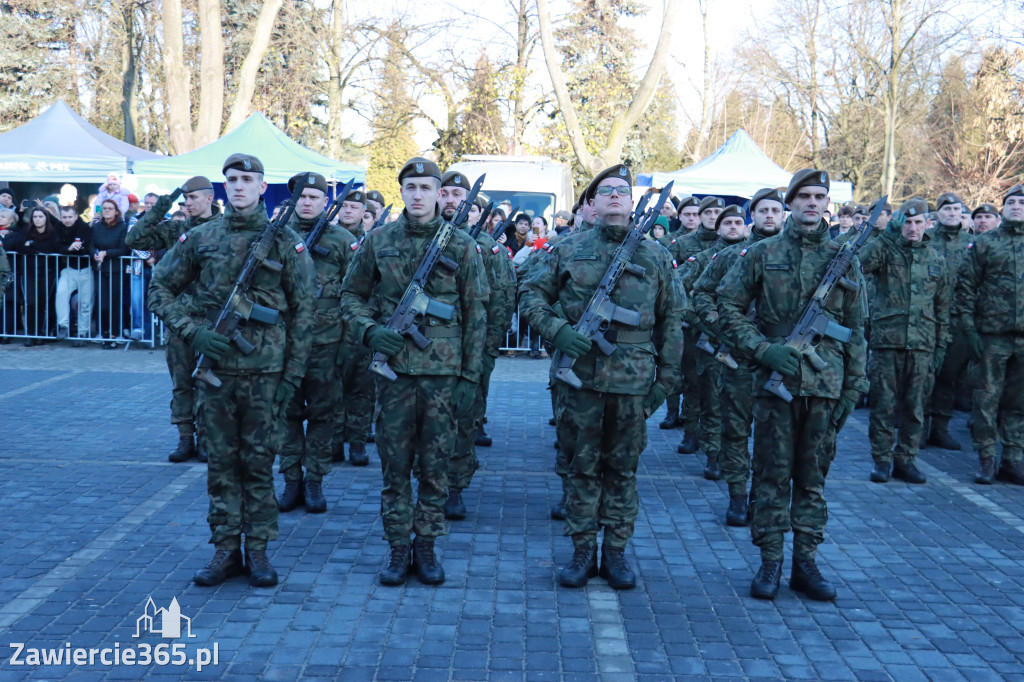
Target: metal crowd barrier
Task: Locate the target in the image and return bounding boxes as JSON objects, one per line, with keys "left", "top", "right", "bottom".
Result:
{"left": 500, "top": 310, "right": 543, "bottom": 353}
{"left": 0, "top": 252, "right": 162, "bottom": 349}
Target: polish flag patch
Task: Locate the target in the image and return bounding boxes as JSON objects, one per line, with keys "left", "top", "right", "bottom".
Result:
{"left": 476, "top": 244, "right": 482, "bottom": 253}
{"left": 740, "top": 248, "right": 748, "bottom": 257}
{"left": 295, "top": 243, "right": 305, "bottom": 253}
{"left": 178, "top": 233, "right": 188, "bottom": 243}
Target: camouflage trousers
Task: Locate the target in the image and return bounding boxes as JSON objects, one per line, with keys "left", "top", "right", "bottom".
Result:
{"left": 719, "top": 359, "right": 756, "bottom": 497}
{"left": 971, "top": 334, "right": 1024, "bottom": 461}
{"left": 680, "top": 330, "right": 701, "bottom": 433}
{"left": 338, "top": 343, "right": 374, "bottom": 445}
{"left": 695, "top": 351, "right": 722, "bottom": 459}
{"left": 750, "top": 394, "right": 838, "bottom": 562}
{"left": 376, "top": 373, "right": 458, "bottom": 546}
{"left": 552, "top": 382, "right": 573, "bottom": 495}
{"left": 166, "top": 332, "right": 196, "bottom": 438}
{"left": 279, "top": 342, "right": 341, "bottom": 482}
{"left": 928, "top": 331, "right": 970, "bottom": 427}
{"left": 663, "top": 343, "right": 684, "bottom": 416}
{"left": 869, "top": 349, "right": 934, "bottom": 465}
{"left": 449, "top": 357, "right": 494, "bottom": 490}
{"left": 560, "top": 389, "right": 647, "bottom": 550}
{"left": 197, "top": 372, "right": 281, "bottom": 551}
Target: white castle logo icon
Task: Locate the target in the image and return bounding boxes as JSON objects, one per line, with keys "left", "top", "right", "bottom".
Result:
{"left": 134, "top": 597, "right": 196, "bottom": 639}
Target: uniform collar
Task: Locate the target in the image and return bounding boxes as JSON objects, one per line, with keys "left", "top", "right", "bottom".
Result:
{"left": 783, "top": 215, "right": 830, "bottom": 244}
{"left": 1001, "top": 219, "right": 1024, "bottom": 235}
{"left": 596, "top": 219, "right": 631, "bottom": 242}
{"left": 400, "top": 208, "right": 442, "bottom": 235}
{"left": 223, "top": 199, "right": 267, "bottom": 231}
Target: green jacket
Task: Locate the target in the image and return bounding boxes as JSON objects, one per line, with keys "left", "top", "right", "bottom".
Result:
{"left": 125, "top": 205, "right": 222, "bottom": 251}
{"left": 925, "top": 221, "right": 971, "bottom": 290}
{"left": 519, "top": 220, "right": 683, "bottom": 395}
{"left": 467, "top": 228, "right": 517, "bottom": 356}
{"left": 953, "top": 219, "right": 1024, "bottom": 335}
{"left": 339, "top": 210, "right": 490, "bottom": 383}
{"left": 692, "top": 227, "right": 773, "bottom": 340}
{"left": 664, "top": 225, "right": 717, "bottom": 265}
{"left": 288, "top": 213, "right": 357, "bottom": 347}
{"left": 148, "top": 199, "right": 317, "bottom": 384}
{"left": 858, "top": 230, "right": 950, "bottom": 352}
{"left": 677, "top": 237, "right": 741, "bottom": 330}
{"left": 716, "top": 216, "right": 869, "bottom": 399}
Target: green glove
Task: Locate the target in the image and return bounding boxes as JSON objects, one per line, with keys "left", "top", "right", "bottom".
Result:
{"left": 831, "top": 389, "right": 860, "bottom": 431}
{"left": 552, "top": 324, "right": 592, "bottom": 359}
{"left": 451, "top": 379, "right": 477, "bottom": 417}
{"left": 964, "top": 328, "right": 983, "bottom": 361}
{"left": 191, "top": 327, "right": 231, "bottom": 362}
{"left": 366, "top": 325, "right": 405, "bottom": 355}
{"left": 274, "top": 377, "right": 299, "bottom": 413}
{"left": 642, "top": 381, "right": 671, "bottom": 419}
{"left": 886, "top": 212, "right": 906, "bottom": 235}
{"left": 481, "top": 353, "right": 496, "bottom": 378}
{"left": 760, "top": 343, "right": 801, "bottom": 377}
{"left": 152, "top": 193, "right": 175, "bottom": 218}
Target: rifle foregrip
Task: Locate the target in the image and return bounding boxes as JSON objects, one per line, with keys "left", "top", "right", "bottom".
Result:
{"left": 716, "top": 351, "right": 739, "bottom": 370}
{"left": 192, "top": 360, "right": 222, "bottom": 388}
{"left": 262, "top": 259, "right": 283, "bottom": 273}
{"left": 763, "top": 372, "right": 794, "bottom": 403}
{"left": 438, "top": 255, "right": 458, "bottom": 271}
{"left": 554, "top": 366, "right": 583, "bottom": 390}
{"left": 368, "top": 353, "right": 399, "bottom": 382}
{"left": 313, "top": 244, "right": 329, "bottom": 257}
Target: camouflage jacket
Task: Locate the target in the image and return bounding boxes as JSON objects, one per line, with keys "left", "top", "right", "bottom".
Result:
{"left": 953, "top": 219, "right": 1024, "bottom": 335}
{"left": 466, "top": 227, "right": 516, "bottom": 356}
{"left": 125, "top": 205, "right": 222, "bottom": 251}
{"left": 925, "top": 222, "right": 970, "bottom": 290}
{"left": 148, "top": 199, "right": 317, "bottom": 383}
{"left": 692, "top": 227, "right": 773, "bottom": 341}
{"left": 664, "top": 225, "right": 717, "bottom": 265}
{"left": 288, "top": 213, "right": 357, "bottom": 347}
{"left": 519, "top": 220, "right": 682, "bottom": 395}
{"left": 858, "top": 230, "right": 950, "bottom": 352}
{"left": 716, "top": 216, "right": 869, "bottom": 399}
{"left": 339, "top": 210, "right": 490, "bottom": 383}
{"left": 677, "top": 237, "right": 745, "bottom": 328}
{"left": 658, "top": 227, "right": 694, "bottom": 250}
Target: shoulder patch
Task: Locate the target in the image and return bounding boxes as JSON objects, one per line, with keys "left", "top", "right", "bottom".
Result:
{"left": 740, "top": 248, "right": 748, "bottom": 257}
{"left": 492, "top": 244, "right": 501, "bottom": 254}
{"left": 350, "top": 242, "right": 360, "bottom": 251}
{"left": 686, "top": 256, "right": 697, "bottom": 262}
{"left": 544, "top": 243, "right": 554, "bottom": 252}
{"left": 711, "top": 253, "right": 717, "bottom": 260}
{"left": 968, "top": 242, "right": 974, "bottom": 249}
{"left": 670, "top": 239, "right": 677, "bottom": 245}
{"left": 295, "top": 243, "right": 305, "bottom": 253}
{"left": 476, "top": 244, "right": 482, "bottom": 253}
{"left": 672, "top": 259, "right": 678, "bottom": 269}
{"left": 178, "top": 233, "right": 188, "bottom": 243}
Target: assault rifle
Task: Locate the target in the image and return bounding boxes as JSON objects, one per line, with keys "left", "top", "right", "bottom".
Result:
{"left": 304, "top": 177, "right": 356, "bottom": 257}
{"left": 368, "top": 174, "right": 486, "bottom": 381}
{"left": 352, "top": 204, "right": 392, "bottom": 252}
{"left": 488, "top": 204, "right": 520, "bottom": 241}
{"left": 554, "top": 181, "right": 674, "bottom": 389}
{"left": 468, "top": 201, "right": 494, "bottom": 240}
{"left": 763, "top": 196, "right": 887, "bottom": 402}
{"left": 192, "top": 176, "right": 310, "bottom": 388}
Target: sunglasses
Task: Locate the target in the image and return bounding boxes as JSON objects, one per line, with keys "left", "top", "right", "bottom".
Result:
{"left": 595, "top": 185, "right": 631, "bottom": 197}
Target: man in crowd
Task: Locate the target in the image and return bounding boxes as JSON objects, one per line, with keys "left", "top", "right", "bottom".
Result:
{"left": 55, "top": 205, "right": 94, "bottom": 344}
{"left": 718, "top": 169, "right": 868, "bottom": 602}
{"left": 340, "top": 157, "right": 488, "bottom": 587}
{"left": 149, "top": 154, "right": 316, "bottom": 588}
{"left": 127, "top": 176, "right": 222, "bottom": 463}
{"left": 553, "top": 210, "right": 572, "bottom": 235}
{"left": 521, "top": 164, "right": 681, "bottom": 590}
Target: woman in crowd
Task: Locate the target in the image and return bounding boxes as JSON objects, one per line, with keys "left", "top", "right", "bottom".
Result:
{"left": 91, "top": 199, "right": 129, "bottom": 348}
{"left": 0, "top": 207, "right": 22, "bottom": 339}
{"left": 16, "top": 208, "right": 64, "bottom": 344}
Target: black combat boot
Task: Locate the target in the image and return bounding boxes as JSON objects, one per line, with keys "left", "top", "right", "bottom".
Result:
{"left": 412, "top": 536, "right": 445, "bottom": 585}
{"left": 892, "top": 460, "right": 927, "bottom": 484}
{"left": 927, "top": 423, "right": 962, "bottom": 450}
{"left": 193, "top": 549, "right": 243, "bottom": 586}
{"left": 703, "top": 455, "right": 722, "bottom": 481}
{"left": 244, "top": 547, "right": 279, "bottom": 587}
{"left": 444, "top": 488, "right": 466, "bottom": 520}
{"left": 349, "top": 442, "right": 369, "bottom": 466}
{"left": 659, "top": 407, "right": 680, "bottom": 429}
{"left": 304, "top": 479, "right": 327, "bottom": 514}
{"left": 599, "top": 545, "right": 636, "bottom": 590}
{"left": 379, "top": 544, "right": 412, "bottom": 586}
{"left": 996, "top": 459, "right": 1024, "bottom": 486}
{"left": 975, "top": 457, "right": 997, "bottom": 485}
{"left": 559, "top": 544, "right": 598, "bottom": 588}
{"left": 750, "top": 560, "right": 782, "bottom": 600}
{"left": 790, "top": 559, "right": 837, "bottom": 601}
{"left": 167, "top": 435, "right": 196, "bottom": 463}
{"left": 726, "top": 496, "right": 749, "bottom": 527}
{"left": 277, "top": 477, "right": 304, "bottom": 512}
{"left": 475, "top": 423, "right": 492, "bottom": 447}
{"left": 550, "top": 494, "right": 566, "bottom": 521}
{"left": 870, "top": 460, "right": 891, "bottom": 483}
{"left": 677, "top": 430, "right": 699, "bottom": 454}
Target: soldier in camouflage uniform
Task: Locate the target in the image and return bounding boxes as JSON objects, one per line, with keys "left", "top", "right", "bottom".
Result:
{"left": 340, "top": 157, "right": 489, "bottom": 586}
{"left": 859, "top": 198, "right": 951, "bottom": 485}
{"left": 440, "top": 171, "right": 517, "bottom": 520}
{"left": 149, "top": 154, "right": 316, "bottom": 587}
{"left": 692, "top": 188, "right": 785, "bottom": 525}
{"left": 925, "top": 192, "right": 972, "bottom": 450}
{"left": 717, "top": 169, "right": 868, "bottom": 602}
{"left": 953, "top": 185, "right": 1024, "bottom": 486}
{"left": 972, "top": 203, "right": 1000, "bottom": 235}
{"left": 657, "top": 195, "right": 698, "bottom": 429}
{"left": 521, "top": 164, "right": 682, "bottom": 590}
{"left": 276, "top": 173, "right": 357, "bottom": 514}
{"left": 335, "top": 189, "right": 374, "bottom": 466}
{"left": 126, "top": 176, "right": 222, "bottom": 463}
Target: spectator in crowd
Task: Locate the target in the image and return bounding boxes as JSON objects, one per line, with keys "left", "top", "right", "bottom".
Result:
{"left": 504, "top": 213, "right": 532, "bottom": 255}
{"left": 650, "top": 215, "right": 669, "bottom": 241}
{"left": 127, "top": 193, "right": 160, "bottom": 341}
{"left": 0, "top": 206, "right": 18, "bottom": 238}
{"left": 42, "top": 196, "right": 60, "bottom": 218}
{"left": 532, "top": 215, "right": 548, "bottom": 239}
{"left": 0, "top": 188, "right": 15, "bottom": 213}
{"left": 55, "top": 206, "right": 94, "bottom": 344}
{"left": 91, "top": 199, "right": 129, "bottom": 348}
{"left": 127, "top": 194, "right": 141, "bottom": 220}
{"left": 97, "top": 173, "right": 131, "bottom": 216}
{"left": 553, "top": 210, "right": 572, "bottom": 235}
{"left": 832, "top": 205, "right": 855, "bottom": 238}
{"left": 19, "top": 207, "right": 64, "bottom": 344}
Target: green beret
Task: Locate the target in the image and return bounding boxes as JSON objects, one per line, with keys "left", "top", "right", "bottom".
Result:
{"left": 676, "top": 196, "right": 698, "bottom": 210}
{"left": 222, "top": 153, "right": 264, "bottom": 176}
{"left": 855, "top": 205, "right": 868, "bottom": 216}
{"left": 586, "top": 164, "right": 632, "bottom": 200}
{"left": 750, "top": 187, "right": 785, "bottom": 212}
{"left": 398, "top": 157, "right": 442, "bottom": 183}
{"left": 935, "top": 192, "right": 963, "bottom": 210}
{"left": 897, "top": 198, "right": 929, "bottom": 219}
{"left": 286, "top": 172, "right": 328, "bottom": 196}
{"left": 440, "top": 171, "right": 471, "bottom": 191}
{"left": 714, "top": 204, "right": 744, "bottom": 230}
{"left": 973, "top": 203, "right": 999, "bottom": 218}
{"left": 1004, "top": 184, "right": 1024, "bottom": 204}
{"left": 364, "top": 190, "right": 385, "bottom": 206}
{"left": 869, "top": 198, "right": 892, "bottom": 214}
{"left": 785, "top": 169, "right": 830, "bottom": 205}
{"left": 345, "top": 189, "right": 367, "bottom": 206}
{"left": 181, "top": 176, "right": 214, "bottom": 194}
{"left": 364, "top": 202, "right": 379, "bottom": 217}
{"left": 698, "top": 195, "right": 725, "bottom": 214}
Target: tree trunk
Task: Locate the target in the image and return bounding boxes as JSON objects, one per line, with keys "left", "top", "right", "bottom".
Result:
{"left": 327, "top": 0, "right": 346, "bottom": 158}
{"left": 692, "top": 0, "right": 713, "bottom": 163}
{"left": 510, "top": 0, "right": 530, "bottom": 154}
{"left": 194, "top": 0, "right": 225, "bottom": 146}
{"left": 881, "top": 0, "right": 902, "bottom": 197}
{"left": 120, "top": 0, "right": 137, "bottom": 145}
{"left": 161, "top": 0, "right": 194, "bottom": 152}
{"left": 223, "top": 0, "right": 285, "bottom": 133}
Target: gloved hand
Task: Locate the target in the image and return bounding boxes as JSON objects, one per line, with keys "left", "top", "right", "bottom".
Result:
{"left": 552, "top": 324, "right": 592, "bottom": 359}
{"left": 760, "top": 343, "right": 801, "bottom": 377}
{"left": 274, "top": 377, "right": 299, "bottom": 414}
{"left": 831, "top": 389, "right": 861, "bottom": 431}
{"left": 481, "top": 353, "right": 496, "bottom": 378}
{"left": 366, "top": 325, "right": 405, "bottom": 355}
{"left": 451, "top": 379, "right": 477, "bottom": 418}
{"left": 642, "top": 381, "right": 671, "bottom": 419}
{"left": 964, "top": 327, "right": 983, "bottom": 362}
{"left": 191, "top": 327, "right": 231, "bottom": 362}
{"left": 153, "top": 193, "right": 175, "bottom": 218}
{"left": 886, "top": 211, "right": 906, "bottom": 235}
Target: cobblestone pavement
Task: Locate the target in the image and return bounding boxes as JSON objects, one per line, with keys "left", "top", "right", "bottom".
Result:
{"left": 1, "top": 344, "right": 1023, "bottom": 681}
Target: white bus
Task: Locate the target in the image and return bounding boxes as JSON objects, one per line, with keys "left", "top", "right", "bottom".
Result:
{"left": 445, "top": 155, "right": 574, "bottom": 229}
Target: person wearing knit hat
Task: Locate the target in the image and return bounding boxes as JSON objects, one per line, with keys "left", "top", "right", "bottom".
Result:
{"left": 858, "top": 196, "right": 950, "bottom": 487}
{"left": 716, "top": 166, "right": 868, "bottom": 602}
{"left": 950, "top": 183, "right": 1024, "bottom": 485}
{"left": 0, "top": 187, "right": 15, "bottom": 209}
{"left": 972, "top": 203, "right": 1000, "bottom": 234}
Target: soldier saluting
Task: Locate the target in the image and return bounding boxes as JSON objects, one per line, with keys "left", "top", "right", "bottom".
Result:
{"left": 717, "top": 169, "right": 868, "bottom": 602}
